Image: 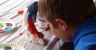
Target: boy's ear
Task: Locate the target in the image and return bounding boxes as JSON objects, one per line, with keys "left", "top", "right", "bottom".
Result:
{"left": 56, "top": 19, "right": 68, "bottom": 30}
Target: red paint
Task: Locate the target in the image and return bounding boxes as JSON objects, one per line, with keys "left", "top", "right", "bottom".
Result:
{"left": 0, "top": 28, "right": 3, "bottom": 33}
{"left": 19, "top": 33, "right": 23, "bottom": 36}
{"left": 18, "top": 10, "right": 24, "bottom": 15}
{"left": 45, "top": 24, "right": 50, "bottom": 31}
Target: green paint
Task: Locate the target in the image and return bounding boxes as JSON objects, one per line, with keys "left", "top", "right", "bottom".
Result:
{"left": 0, "top": 23, "right": 4, "bottom": 28}
{"left": 4, "top": 45, "right": 12, "bottom": 50}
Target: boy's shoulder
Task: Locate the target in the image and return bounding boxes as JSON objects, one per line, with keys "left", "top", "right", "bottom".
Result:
{"left": 72, "top": 17, "right": 96, "bottom": 50}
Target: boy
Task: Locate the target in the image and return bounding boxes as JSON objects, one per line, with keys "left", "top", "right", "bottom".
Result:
{"left": 38, "top": 0, "right": 96, "bottom": 50}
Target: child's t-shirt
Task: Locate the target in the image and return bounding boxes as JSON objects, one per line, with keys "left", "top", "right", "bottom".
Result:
{"left": 72, "top": 17, "right": 96, "bottom": 50}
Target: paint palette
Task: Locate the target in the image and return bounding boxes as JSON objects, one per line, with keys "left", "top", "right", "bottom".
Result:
{"left": 0, "top": 19, "right": 15, "bottom": 33}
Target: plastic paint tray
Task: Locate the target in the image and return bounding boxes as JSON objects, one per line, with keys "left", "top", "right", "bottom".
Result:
{"left": 0, "top": 19, "right": 15, "bottom": 33}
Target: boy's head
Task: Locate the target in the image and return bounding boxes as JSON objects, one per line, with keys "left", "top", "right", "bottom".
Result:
{"left": 38, "top": 0, "right": 96, "bottom": 41}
